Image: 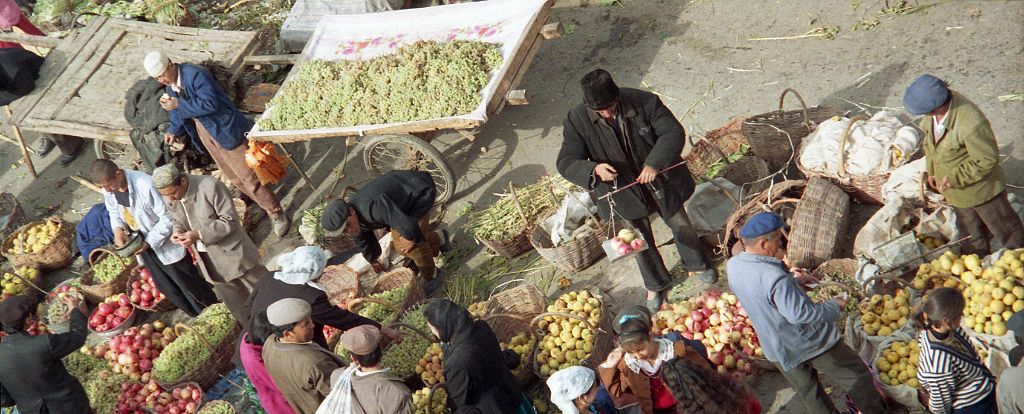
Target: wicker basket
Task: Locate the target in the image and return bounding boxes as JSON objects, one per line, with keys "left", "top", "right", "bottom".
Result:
{"left": 125, "top": 268, "right": 176, "bottom": 313}
{"left": 198, "top": 400, "right": 235, "bottom": 414}
{"left": 368, "top": 267, "right": 424, "bottom": 320}
{"left": 683, "top": 116, "right": 749, "bottom": 178}
{"left": 721, "top": 180, "right": 808, "bottom": 257}
{"left": 0, "top": 193, "right": 27, "bottom": 245}
{"left": 158, "top": 318, "right": 243, "bottom": 390}
{"left": 481, "top": 283, "right": 547, "bottom": 385}
{"left": 510, "top": 185, "right": 607, "bottom": 273}
{"left": 742, "top": 88, "right": 842, "bottom": 171}
{"left": 318, "top": 264, "right": 362, "bottom": 307}
{"left": 477, "top": 232, "right": 533, "bottom": 258}
{"left": 788, "top": 177, "right": 850, "bottom": 270}
{"left": 798, "top": 115, "right": 895, "bottom": 204}
{"left": 1, "top": 217, "right": 75, "bottom": 271}
{"left": 529, "top": 290, "right": 614, "bottom": 379}
{"left": 80, "top": 247, "right": 137, "bottom": 304}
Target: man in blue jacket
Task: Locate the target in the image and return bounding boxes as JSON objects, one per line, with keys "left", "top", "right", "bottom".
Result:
{"left": 143, "top": 51, "right": 290, "bottom": 237}
{"left": 726, "top": 212, "right": 884, "bottom": 414}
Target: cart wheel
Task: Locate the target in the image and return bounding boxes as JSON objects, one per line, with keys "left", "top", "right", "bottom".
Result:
{"left": 363, "top": 135, "right": 455, "bottom": 203}
{"left": 94, "top": 140, "right": 130, "bottom": 161}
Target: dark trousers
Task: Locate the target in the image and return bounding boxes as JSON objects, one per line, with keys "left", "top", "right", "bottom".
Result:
{"left": 777, "top": 342, "right": 886, "bottom": 414}
{"left": 44, "top": 134, "right": 83, "bottom": 156}
{"left": 627, "top": 207, "right": 709, "bottom": 292}
{"left": 952, "top": 391, "right": 997, "bottom": 414}
{"left": 140, "top": 249, "right": 218, "bottom": 317}
{"left": 956, "top": 191, "right": 1024, "bottom": 256}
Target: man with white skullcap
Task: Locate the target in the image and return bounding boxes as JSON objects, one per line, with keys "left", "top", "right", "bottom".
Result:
{"left": 143, "top": 50, "right": 291, "bottom": 237}
{"left": 262, "top": 298, "right": 346, "bottom": 414}
{"left": 546, "top": 366, "right": 620, "bottom": 414}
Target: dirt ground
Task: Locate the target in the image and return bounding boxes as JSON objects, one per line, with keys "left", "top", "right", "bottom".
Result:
{"left": 1, "top": 0, "right": 1023, "bottom": 412}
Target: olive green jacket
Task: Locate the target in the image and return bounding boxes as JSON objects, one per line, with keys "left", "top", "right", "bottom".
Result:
{"left": 921, "top": 90, "right": 1005, "bottom": 208}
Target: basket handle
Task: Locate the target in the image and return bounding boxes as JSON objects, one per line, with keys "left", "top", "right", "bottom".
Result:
{"left": 507, "top": 182, "right": 531, "bottom": 225}
{"left": 174, "top": 322, "right": 217, "bottom": 352}
{"left": 347, "top": 297, "right": 402, "bottom": 315}
{"left": 487, "top": 279, "right": 526, "bottom": 301}
{"left": 549, "top": 178, "right": 602, "bottom": 225}
{"left": 860, "top": 274, "right": 912, "bottom": 298}
{"left": 483, "top": 312, "right": 532, "bottom": 324}
{"left": 836, "top": 115, "right": 869, "bottom": 178}
{"left": 89, "top": 246, "right": 121, "bottom": 267}
{"left": 777, "top": 88, "right": 812, "bottom": 130}
{"left": 387, "top": 322, "right": 438, "bottom": 344}
{"left": 426, "top": 383, "right": 447, "bottom": 412}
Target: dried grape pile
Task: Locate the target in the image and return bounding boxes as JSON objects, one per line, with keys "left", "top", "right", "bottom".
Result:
{"left": 151, "top": 304, "right": 237, "bottom": 384}
{"left": 258, "top": 40, "right": 503, "bottom": 131}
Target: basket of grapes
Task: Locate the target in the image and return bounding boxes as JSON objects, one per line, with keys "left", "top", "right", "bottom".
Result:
{"left": 151, "top": 304, "right": 241, "bottom": 389}
{"left": 80, "top": 247, "right": 137, "bottom": 303}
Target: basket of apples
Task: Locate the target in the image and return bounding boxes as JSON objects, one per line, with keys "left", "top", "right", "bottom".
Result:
{"left": 601, "top": 227, "right": 648, "bottom": 262}
{"left": 118, "top": 380, "right": 203, "bottom": 414}
{"left": 127, "top": 268, "right": 175, "bottom": 312}
{"left": 89, "top": 293, "right": 137, "bottom": 338}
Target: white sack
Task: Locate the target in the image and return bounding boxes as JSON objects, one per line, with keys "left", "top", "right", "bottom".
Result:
{"left": 881, "top": 159, "right": 945, "bottom": 206}
{"left": 540, "top": 191, "right": 596, "bottom": 246}
{"left": 800, "top": 111, "right": 920, "bottom": 178}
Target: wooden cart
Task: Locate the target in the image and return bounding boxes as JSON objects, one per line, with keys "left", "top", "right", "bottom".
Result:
{"left": 2, "top": 17, "right": 261, "bottom": 161}
{"left": 247, "top": 0, "right": 561, "bottom": 204}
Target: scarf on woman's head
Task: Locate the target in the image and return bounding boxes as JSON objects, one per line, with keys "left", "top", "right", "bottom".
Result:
{"left": 273, "top": 246, "right": 330, "bottom": 291}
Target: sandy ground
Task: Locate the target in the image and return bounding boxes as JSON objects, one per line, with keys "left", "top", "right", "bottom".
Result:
{"left": 1, "top": 0, "right": 1023, "bottom": 412}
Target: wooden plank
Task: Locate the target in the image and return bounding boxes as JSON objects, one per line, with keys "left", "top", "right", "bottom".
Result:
{"left": 5, "top": 107, "right": 37, "bottom": 178}
{"left": 239, "top": 83, "right": 280, "bottom": 113}
{"left": 19, "top": 118, "right": 129, "bottom": 143}
{"left": 0, "top": 133, "right": 39, "bottom": 154}
{"left": 486, "top": 1, "right": 552, "bottom": 114}
{"left": 228, "top": 33, "right": 263, "bottom": 81}
{"left": 490, "top": 31, "right": 544, "bottom": 114}
{"left": 31, "top": 19, "right": 117, "bottom": 121}
{"left": 243, "top": 54, "right": 301, "bottom": 66}
{"left": 51, "top": 31, "right": 126, "bottom": 119}
{"left": 0, "top": 32, "right": 61, "bottom": 48}
{"left": 249, "top": 118, "right": 482, "bottom": 143}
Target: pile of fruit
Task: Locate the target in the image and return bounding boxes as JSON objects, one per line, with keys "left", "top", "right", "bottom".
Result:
{"left": 500, "top": 332, "right": 533, "bottom": 377}
{"left": 128, "top": 268, "right": 166, "bottom": 309}
{"left": 807, "top": 271, "right": 860, "bottom": 331}
{"left": 7, "top": 219, "right": 60, "bottom": 254}
{"left": 875, "top": 340, "right": 920, "bottom": 388}
{"left": 63, "top": 350, "right": 107, "bottom": 383}
{"left": 467, "top": 301, "right": 486, "bottom": 319}
{"left": 417, "top": 343, "right": 444, "bottom": 385}
{"left": 89, "top": 294, "right": 135, "bottom": 333}
{"left": 654, "top": 291, "right": 760, "bottom": 374}
{"left": 45, "top": 283, "right": 81, "bottom": 325}
{"left": 84, "top": 370, "right": 129, "bottom": 414}
{"left": 535, "top": 290, "right": 602, "bottom": 377}
{"left": 259, "top": 40, "right": 503, "bottom": 131}
{"left": 117, "top": 380, "right": 203, "bottom": 414}
{"left": 913, "top": 251, "right": 970, "bottom": 293}
{"left": 858, "top": 289, "right": 912, "bottom": 337}
{"left": 412, "top": 387, "right": 447, "bottom": 414}
{"left": 381, "top": 305, "right": 432, "bottom": 379}
{"left": 1, "top": 265, "right": 40, "bottom": 299}
{"left": 198, "top": 401, "right": 235, "bottom": 414}
{"left": 916, "top": 233, "right": 947, "bottom": 250}
{"left": 93, "top": 254, "right": 128, "bottom": 284}
{"left": 90, "top": 321, "right": 178, "bottom": 382}
{"left": 962, "top": 250, "right": 1024, "bottom": 336}
{"left": 607, "top": 228, "right": 646, "bottom": 257}
{"left": 152, "top": 304, "right": 237, "bottom": 384}
{"left": 357, "top": 287, "right": 407, "bottom": 323}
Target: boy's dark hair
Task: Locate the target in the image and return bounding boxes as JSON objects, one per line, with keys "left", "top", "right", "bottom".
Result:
{"left": 271, "top": 322, "right": 297, "bottom": 338}
{"left": 351, "top": 346, "right": 384, "bottom": 367}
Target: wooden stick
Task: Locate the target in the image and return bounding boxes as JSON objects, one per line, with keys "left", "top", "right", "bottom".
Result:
{"left": 0, "top": 32, "right": 61, "bottom": 48}
{"left": 0, "top": 132, "right": 38, "bottom": 154}
{"left": 274, "top": 142, "right": 315, "bottom": 189}
{"left": 4, "top": 107, "right": 37, "bottom": 178}
{"left": 70, "top": 175, "right": 104, "bottom": 194}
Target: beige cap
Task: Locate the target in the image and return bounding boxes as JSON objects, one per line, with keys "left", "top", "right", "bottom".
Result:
{"left": 144, "top": 51, "right": 170, "bottom": 77}
{"left": 339, "top": 325, "right": 381, "bottom": 355}
{"left": 267, "top": 298, "right": 311, "bottom": 327}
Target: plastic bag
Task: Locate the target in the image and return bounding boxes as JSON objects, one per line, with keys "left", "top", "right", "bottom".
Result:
{"left": 342, "top": 233, "right": 404, "bottom": 274}
{"left": 685, "top": 177, "right": 741, "bottom": 233}
{"left": 539, "top": 191, "right": 595, "bottom": 246}
{"left": 881, "top": 159, "right": 944, "bottom": 206}
{"left": 871, "top": 332, "right": 926, "bottom": 411}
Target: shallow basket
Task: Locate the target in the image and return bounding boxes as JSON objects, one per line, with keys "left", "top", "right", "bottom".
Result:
{"left": 742, "top": 88, "right": 842, "bottom": 171}
{"left": 683, "top": 116, "right": 750, "bottom": 178}
{"left": 157, "top": 316, "right": 243, "bottom": 390}
{"left": 1, "top": 217, "right": 75, "bottom": 271}
{"left": 477, "top": 232, "right": 533, "bottom": 259}
{"left": 511, "top": 184, "right": 607, "bottom": 272}
{"left": 798, "top": 115, "right": 897, "bottom": 205}
{"left": 126, "top": 268, "right": 176, "bottom": 313}
{"left": 787, "top": 177, "right": 851, "bottom": 270}
{"left": 80, "top": 247, "right": 137, "bottom": 304}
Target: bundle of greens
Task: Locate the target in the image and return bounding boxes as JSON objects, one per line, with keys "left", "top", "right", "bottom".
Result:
{"left": 467, "top": 176, "right": 569, "bottom": 241}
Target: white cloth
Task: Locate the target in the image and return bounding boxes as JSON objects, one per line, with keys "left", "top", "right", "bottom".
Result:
{"left": 546, "top": 366, "right": 596, "bottom": 414}
{"left": 171, "top": 67, "right": 183, "bottom": 93}
{"left": 623, "top": 338, "right": 675, "bottom": 375}
{"left": 273, "top": 246, "right": 330, "bottom": 291}
{"left": 799, "top": 111, "right": 920, "bottom": 177}
{"left": 932, "top": 112, "right": 948, "bottom": 143}
{"left": 103, "top": 170, "right": 185, "bottom": 265}
{"left": 317, "top": 365, "right": 359, "bottom": 414}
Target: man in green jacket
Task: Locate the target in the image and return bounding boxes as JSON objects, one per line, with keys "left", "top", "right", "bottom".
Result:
{"left": 903, "top": 74, "right": 1024, "bottom": 255}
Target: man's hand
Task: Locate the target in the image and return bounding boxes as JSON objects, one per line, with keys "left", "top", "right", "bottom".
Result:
{"left": 64, "top": 294, "right": 87, "bottom": 315}
{"left": 174, "top": 230, "right": 198, "bottom": 247}
{"left": 164, "top": 133, "right": 178, "bottom": 145}
{"left": 791, "top": 267, "right": 818, "bottom": 287}
{"left": 380, "top": 326, "right": 403, "bottom": 346}
{"left": 926, "top": 174, "right": 938, "bottom": 191}
{"left": 637, "top": 165, "right": 658, "bottom": 184}
{"left": 114, "top": 228, "right": 128, "bottom": 248}
{"left": 594, "top": 163, "right": 618, "bottom": 182}
{"left": 159, "top": 96, "right": 178, "bottom": 111}
{"left": 371, "top": 262, "right": 385, "bottom": 274}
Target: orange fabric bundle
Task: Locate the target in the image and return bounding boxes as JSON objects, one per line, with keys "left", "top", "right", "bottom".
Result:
{"left": 244, "top": 140, "right": 288, "bottom": 185}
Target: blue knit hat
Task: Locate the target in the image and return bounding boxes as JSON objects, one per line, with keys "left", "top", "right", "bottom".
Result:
{"left": 740, "top": 212, "right": 787, "bottom": 239}
{"left": 903, "top": 75, "right": 950, "bottom": 115}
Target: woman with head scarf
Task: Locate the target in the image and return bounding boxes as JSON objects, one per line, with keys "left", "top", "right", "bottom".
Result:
{"left": 547, "top": 366, "right": 619, "bottom": 414}
{"left": 245, "top": 246, "right": 402, "bottom": 349}
{"left": 660, "top": 356, "right": 761, "bottom": 413}
{"left": 423, "top": 299, "right": 534, "bottom": 414}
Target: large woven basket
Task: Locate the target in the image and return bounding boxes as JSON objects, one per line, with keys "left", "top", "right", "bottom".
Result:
{"left": 477, "top": 232, "right": 533, "bottom": 259}
{"left": 79, "top": 247, "right": 137, "bottom": 304}
{"left": 682, "top": 116, "right": 749, "bottom": 178}
{"left": 722, "top": 180, "right": 807, "bottom": 257}
{"left": 788, "top": 177, "right": 851, "bottom": 270}
{"left": 125, "top": 268, "right": 176, "bottom": 313}
{"left": 1, "top": 217, "right": 75, "bottom": 271}
{"left": 798, "top": 115, "right": 895, "bottom": 204}
{"left": 529, "top": 289, "right": 615, "bottom": 379}
{"left": 511, "top": 185, "right": 607, "bottom": 272}
{"left": 743, "top": 88, "right": 842, "bottom": 171}
{"left": 0, "top": 193, "right": 27, "bottom": 245}
{"left": 368, "top": 267, "right": 423, "bottom": 320}
{"left": 318, "top": 264, "right": 362, "bottom": 307}
{"left": 483, "top": 284, "right": 548, "bottom": 385}
{"left": 158, "top": 318, "right": 243, "bottom": 390}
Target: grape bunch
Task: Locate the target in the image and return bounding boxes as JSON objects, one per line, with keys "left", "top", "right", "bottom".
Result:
{"left": 152, "top": 304, "right": 237, "bottom": 383}
{"left": 382, "top": 305, "right": 433, "bottom": 379}
{"left": 84, "top": 370, "right": 131, "bottom": 414}
{"left": 258, "top": 40, "right": 503, "bottom": 131}
{"left": 63, "top": 350, "right": 107, "bottom": 384}
{"left": 357, "top": 287, "right": 408, "bottom": 324}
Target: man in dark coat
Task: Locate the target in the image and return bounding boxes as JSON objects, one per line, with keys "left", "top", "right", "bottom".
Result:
{"left": 320, "top": 170, "right": 450, "bottom": 294}
{"left": 0, "top": 295, "right": 92, "bottom": 414}
{"left": 556, "top": 69, "right": 715, "bottom": 311}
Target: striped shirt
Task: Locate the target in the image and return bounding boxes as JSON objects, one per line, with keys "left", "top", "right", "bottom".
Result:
{"left": 917, "top": 328, "right": 995, "bottom": 414}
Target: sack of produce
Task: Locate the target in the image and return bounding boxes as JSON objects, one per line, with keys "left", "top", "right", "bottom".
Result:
{"left": 846, "top": 287, "right": 917, "bottom": 362}
{"left": 969, "top": 336, "right": 1013, "bottom": 379}
{"left": 854, "top": 198, "right": 959, "bottom": 263}
{"left": 871, "top": 332, "right": 925, "bottom": 410}
{"left": 959, "top": 248, "right": 1024, "bottom": 351}
{"left": 880, "top": 159, "right": 944, "bottom": 207}
{"left": 2, "top": 217, "right": 75, "bottom": 271}
{"left": 468, "top": 177, "right": 565, "bottom": 258}
{"left": 152, "top": 303, "right": 241, "bottom": 389}
{"left": 531, "top": 289, "right": 612, "bottom": 378}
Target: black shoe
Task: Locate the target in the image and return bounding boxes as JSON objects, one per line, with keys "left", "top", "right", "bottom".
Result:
{"left": 58, "top": 142, "right": 84, "bottom": 166}
{"left": 36, "top": 139, "right": 55, "bottom": 156}
{"left": 440, "top": 229, "right": 453, "bottom": 252}
{"left": 423, "top": 268, "right": 446, "bottom": 296}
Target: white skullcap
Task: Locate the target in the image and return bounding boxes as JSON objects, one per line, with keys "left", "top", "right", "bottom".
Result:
{"left": 267, "top": 298, "right": 311, "bottom": 327}
{"left": 144, "top": 51, "right": 170, "bottom": 77}
{"left": 546, "top": 366, "right": 596, "bottom": 414}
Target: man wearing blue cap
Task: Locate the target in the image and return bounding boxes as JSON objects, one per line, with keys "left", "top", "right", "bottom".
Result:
{"left": 726, "top": 212, "right": 884, "bottom": 413}
{"left": 903, "top": 74, "right": 1024, "bottom": 256}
